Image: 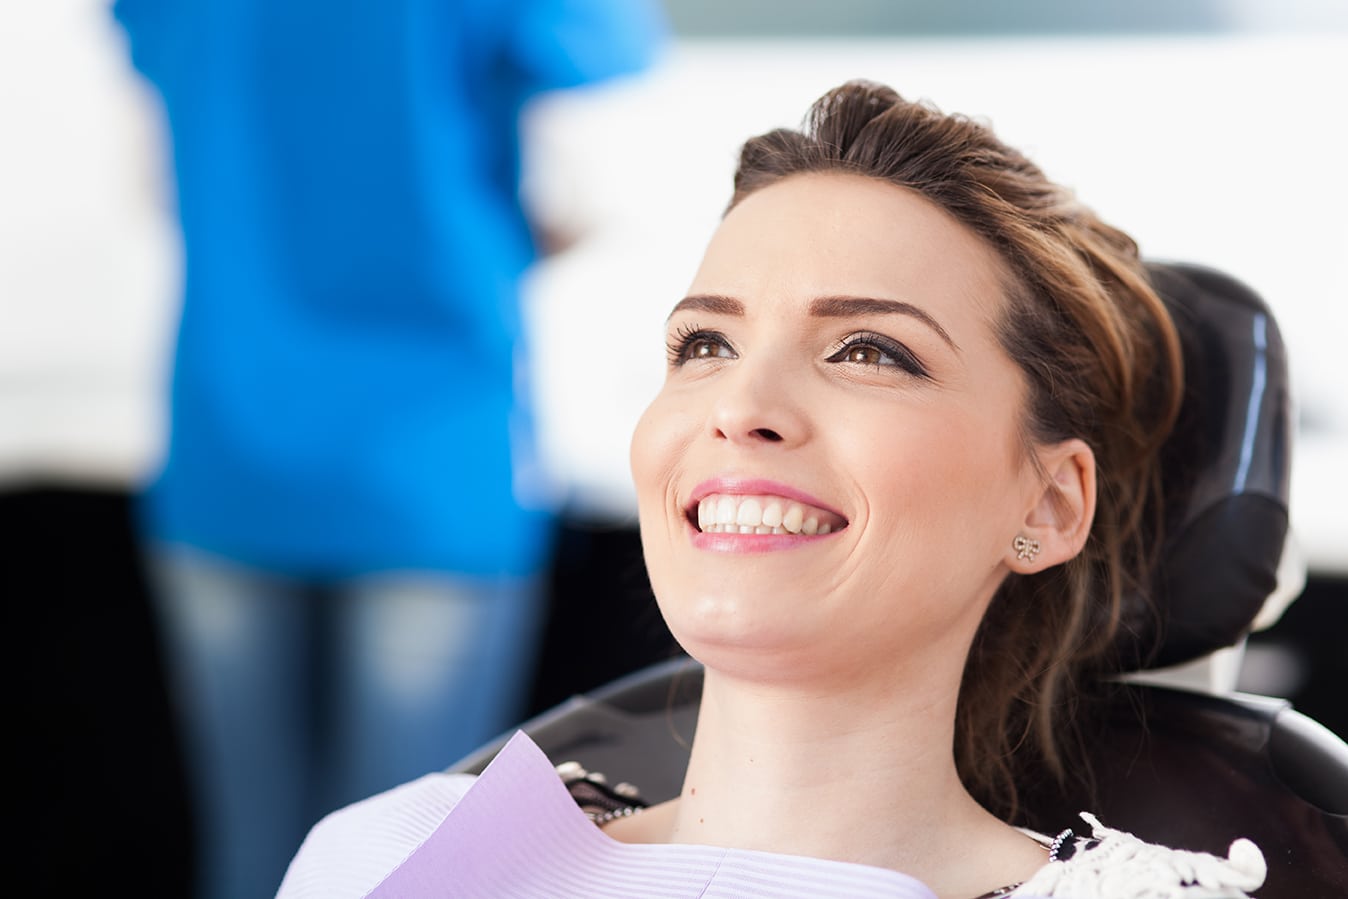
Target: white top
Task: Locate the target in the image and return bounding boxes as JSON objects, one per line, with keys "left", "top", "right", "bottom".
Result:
{"left": 276, "top": 732, "right": 1265, "bottom": 899}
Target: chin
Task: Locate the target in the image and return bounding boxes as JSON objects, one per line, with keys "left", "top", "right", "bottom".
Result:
{"left": 659, "top": 589, "right": 813, "bottom": 666}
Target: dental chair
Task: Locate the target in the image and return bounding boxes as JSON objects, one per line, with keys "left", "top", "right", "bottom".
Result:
{"left": 453, "top": 262, "right": 1348, "bottom": 897}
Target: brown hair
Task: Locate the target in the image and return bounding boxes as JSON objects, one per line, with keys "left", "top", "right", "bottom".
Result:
{"left": 729, "top": 81, "right": 1183, "bottom": 820}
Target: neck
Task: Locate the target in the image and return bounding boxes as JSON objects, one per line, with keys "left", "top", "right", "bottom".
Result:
{"left": 661, "top": 663, "right": 1027, "bottom": 896}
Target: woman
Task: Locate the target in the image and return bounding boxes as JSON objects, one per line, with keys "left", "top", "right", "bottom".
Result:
{"left": 277, "top": 81, "right": 1265, "bottom": 898}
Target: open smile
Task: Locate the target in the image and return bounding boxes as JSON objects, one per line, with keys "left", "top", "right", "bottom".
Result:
{"left": 684, "top": 485, "right": 849, "bottom": 537}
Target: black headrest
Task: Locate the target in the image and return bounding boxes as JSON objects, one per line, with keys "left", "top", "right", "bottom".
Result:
{"left": 1117, "top": 262, "right": 1293, "bottom": 670}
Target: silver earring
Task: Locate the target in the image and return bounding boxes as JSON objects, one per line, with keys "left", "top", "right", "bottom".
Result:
{"left": 1013, "top": 535, "right": 1041, "bottom": 563}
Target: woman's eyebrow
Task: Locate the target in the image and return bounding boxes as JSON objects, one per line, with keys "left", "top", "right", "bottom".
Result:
{"left": 809, "top": 295, "right": 958, "bottom": 351}
{"left": 667, "top": 294, "right": 744, "bottom": 319}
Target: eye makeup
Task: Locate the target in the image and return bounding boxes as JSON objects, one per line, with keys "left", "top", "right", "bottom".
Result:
{"left": 666, "top": 323, "right": 736, "bottom": 368}
{"left": 825, "top": 330, "right": 930, "bottom": 378}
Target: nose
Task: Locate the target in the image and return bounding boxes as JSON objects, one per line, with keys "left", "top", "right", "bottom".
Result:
{"left": 707, "top": 357, "right": 809, "bottom": 447}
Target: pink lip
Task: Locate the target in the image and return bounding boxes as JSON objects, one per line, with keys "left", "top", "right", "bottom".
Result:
{"left": 684, "top": 477, "right": 846, "bottom": 554}
{"left": 690, "top": 529, "right": 838, "bottom": 553}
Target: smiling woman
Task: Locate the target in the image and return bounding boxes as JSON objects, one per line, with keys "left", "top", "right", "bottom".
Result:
{"left": 276, "top": 82, "right": 1267, "bottom": 899}
{"left": 633, "top": 174, "right": 1061, "bottom": 707}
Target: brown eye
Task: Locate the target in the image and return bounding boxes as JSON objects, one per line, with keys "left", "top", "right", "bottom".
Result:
{"left": 826, "top": 332, "right": 930, "bottom": 378}
{"left": 691, "top": 339, "right": 724, "bottom": 359}
{"left": 667, "top": 328, "right": 737, "bottom": 367}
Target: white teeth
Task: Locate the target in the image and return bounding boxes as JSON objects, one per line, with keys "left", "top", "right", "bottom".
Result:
{"left": 736, "top": 498, "right": 762, "bottom": 527}
{"left": 697, "top": 521, "right": 791, "bottom": 535}
{"left": 694, "top": 494, "right": 843, "bottom": 536}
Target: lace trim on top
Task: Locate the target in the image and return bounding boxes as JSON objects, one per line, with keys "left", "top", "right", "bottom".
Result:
{"left": 556, "top": 760, "right": 650, "bottom": 826}
{"left": 1012, "top": 812, "right": 1265, "bottom": 898}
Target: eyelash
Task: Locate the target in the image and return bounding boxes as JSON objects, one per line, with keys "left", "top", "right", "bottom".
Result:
{"left": 665, "top": 325, "right": 929, "bottom": 379}
{"left": 827, "top": 331, "right": 930, "bottom": 378}
{"left": 666, "top": 324, "right": 734, "bottom": 367}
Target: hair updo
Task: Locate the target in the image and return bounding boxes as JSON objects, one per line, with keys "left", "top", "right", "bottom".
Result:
{"left": 729, "top": 80, "right": 1184, "bottom": 820}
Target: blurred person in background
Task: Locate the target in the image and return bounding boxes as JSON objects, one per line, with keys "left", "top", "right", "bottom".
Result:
{"left": 3, "top": 3, "right": 191, "bottom": 895}
{"left": 112, "top": 1, "right": 664, "bottom": 896}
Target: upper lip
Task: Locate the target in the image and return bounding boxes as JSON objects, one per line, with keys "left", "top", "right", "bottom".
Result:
{"left": 685, "top": 477, "right": 847, "bottom": 521}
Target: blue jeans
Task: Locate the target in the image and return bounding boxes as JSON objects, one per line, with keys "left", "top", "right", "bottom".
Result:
{"left": 150, "top": 546, "right": 545, "bottom": 899}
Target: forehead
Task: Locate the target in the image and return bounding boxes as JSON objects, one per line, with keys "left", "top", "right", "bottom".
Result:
{"left": 688, "top": 173, "right": 1010, "bottom": 333}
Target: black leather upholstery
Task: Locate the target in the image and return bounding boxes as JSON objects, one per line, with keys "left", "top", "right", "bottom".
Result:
{"left": 1021, "top": 683, "right": 1348, "bottom": 897}
{"left": 1122, "top": 263, "right": 1293, "bottom": 668}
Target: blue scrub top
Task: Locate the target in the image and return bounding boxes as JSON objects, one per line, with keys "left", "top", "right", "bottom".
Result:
{"left": 115, "top": 0, "right": 664, "bottom": 576}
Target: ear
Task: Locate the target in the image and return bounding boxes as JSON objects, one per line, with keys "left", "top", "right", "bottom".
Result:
{"left": 1009, "top": 438, "right": 1096, "bottom": 573}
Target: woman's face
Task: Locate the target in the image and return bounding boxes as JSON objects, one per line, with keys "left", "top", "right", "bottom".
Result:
{"left": 630, "top": 173, "right": 1047, "bottom": 685}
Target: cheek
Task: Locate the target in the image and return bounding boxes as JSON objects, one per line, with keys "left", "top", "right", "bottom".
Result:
{"left": 864, "top": 413, "right": 1022, "bottom": 570}
{"left": 629, "top": 394, "right": 677, "bottom": 505}
{"left": 629, "top": 392, "right": 696, "bottom": 549}
{"left": 846, "top": 430, "right": 1017, "bottom": 654}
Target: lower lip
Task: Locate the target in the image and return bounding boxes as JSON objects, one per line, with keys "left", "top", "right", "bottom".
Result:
{"left": 690, "top": 528, "right": 841, "bottom": 553}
